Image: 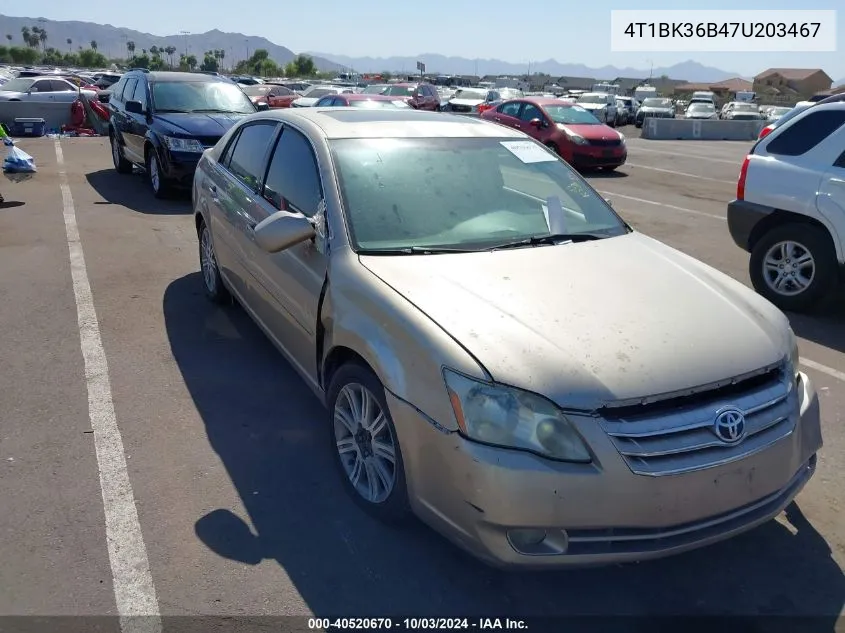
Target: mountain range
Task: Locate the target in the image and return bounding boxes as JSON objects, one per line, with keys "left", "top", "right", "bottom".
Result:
{"left": 312, "top": 55, "right": 743, "bottom": 82}
{"left": 0, "top": 14, "right": 343, "bottom": 71}
{"left": 0, "top": 14, "right": 816, "bottom": 83}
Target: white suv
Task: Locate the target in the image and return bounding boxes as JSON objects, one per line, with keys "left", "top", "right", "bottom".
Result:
{"left": 727, "top": 99, "right": 845, "bottom": 312}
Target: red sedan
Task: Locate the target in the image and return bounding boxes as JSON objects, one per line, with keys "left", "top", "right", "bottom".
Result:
{"left": 314, "top": 94, "right": 411, "bottom": 109}
{"left": 481, "top": 97, "right": 627, "bottom": 171}
{"left": 241, "top": 83, "right": 299, "bottom": 109}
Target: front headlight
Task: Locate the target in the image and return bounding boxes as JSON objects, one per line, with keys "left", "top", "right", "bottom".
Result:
{"left": 787, "top": 327, "right": 800, "bottom": 378}
{"left": 443, "top": 369, "right": 592, "bottom": 462}
{"left": 618, "top": 133, "right": 626, "bottom": 144}
{"left": 163, "top": 136, "right": 204, "bottom": 153}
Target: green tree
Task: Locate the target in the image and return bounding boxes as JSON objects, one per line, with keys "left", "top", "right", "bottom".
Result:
{"left": 38, "top": 28, "right": 47, "bottom": 51}
{"left": 66, "top": 37, "right": 72, "bottom": 52}
{"left": 186, "top": 54, "right": 197, "bottom": 70}
{"left": 42, "top": 47, "right": 64, "bottom": 66}
{"left": 132, "top": 53, "right": 151, "bottom": 69}
{"left": 0, "top": 46, "right": 7, "bottom": 61}
{"left": 150, "top": 45, "right": 159, "bottom": 58}
{"left": 289, "top": 54, "right": 316, "bottom": 77}
{"left": 20, "top": 26, "right": 30, "bottom": 46}
{"left": 126, "top": 40, "right": 135, "bottom": 57}
{"left": 78, "top": 48, "right": 108, "bottom": 68}
{"left": 90, "top": 40, "right": 98, "bottom": 51}
{"left": 381, "top": 71, "right": 392, "bottom": 81}
{"left": 200, "top": 51, "right": 218, "bottom": 72}
{"left": 5, "top": 34, "right": 11, "bottom": 44}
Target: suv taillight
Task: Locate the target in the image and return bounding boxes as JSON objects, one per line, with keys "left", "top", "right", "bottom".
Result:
{"left": 737, "top": 155, "right": 751, "bottom": 200}
{"left": 758, "top": 124, "right": 773, "bottom": 139}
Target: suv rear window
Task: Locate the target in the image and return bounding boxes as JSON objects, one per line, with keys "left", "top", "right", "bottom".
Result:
{"left": 766, "top": 110, "right": 845, "bottom": 156}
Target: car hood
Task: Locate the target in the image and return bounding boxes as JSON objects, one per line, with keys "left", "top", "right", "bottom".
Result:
{"left": 153, "top": 112, "right": 247, "bottom": 136}
{"left": 360, "top": 232, "right": 788, "bottom": 410}
{"left": 639, "top": 107, "right": 673, "bottom": 114}
{"left": 558, "top": 123, "right": 622, "bottom": 140}
{"left": 578, "top": 103, "right": 606, "bottom": 110}
{"left": 292, "top": 97, "right": 319, "bottom": 107}
{"left": 686, "top": 112, "right": 715, "bottom": 118}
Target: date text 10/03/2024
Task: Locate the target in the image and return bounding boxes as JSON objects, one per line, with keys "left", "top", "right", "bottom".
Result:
{"left": 308, "top": 618, "right": 529, "bottom": 630}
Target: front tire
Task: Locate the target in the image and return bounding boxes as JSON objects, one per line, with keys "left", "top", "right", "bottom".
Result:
{"left": 327, "top": 362, "right": 410, "bottom": 524}
{"left": 198, "top": 221, "right": 230, "bottom": 304}
{"left": 749, "top": 223, "right": 837, "bottom": 313}
{"left": 146, "top": 148, "right": 171, "bottom": 199}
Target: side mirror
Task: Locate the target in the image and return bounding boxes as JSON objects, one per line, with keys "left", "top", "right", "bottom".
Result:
{"left": 253, "top": 210, "right": 316, "bottom": 253}
{"left": 529, "top": 118, "right": 544, "bottom": 128}
{"left": 256, "top": 102, "right": 270, "bottom": 111}
{"left": 125, "top": 100, "right": 144, "bottom": 115}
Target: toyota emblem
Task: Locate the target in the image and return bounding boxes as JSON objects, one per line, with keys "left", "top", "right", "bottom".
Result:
{"left": 713, "top": 408, "right": 746, "bottom": 444}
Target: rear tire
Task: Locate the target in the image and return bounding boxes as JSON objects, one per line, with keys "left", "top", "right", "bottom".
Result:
{"left": 110, "top": 132, "right": 132, "bottom": 174}
{"left": 749, "top": 223, "right": 837, "bottom": 313}
{"left": 326, "top": 362, "right": 410, "bottom": 524}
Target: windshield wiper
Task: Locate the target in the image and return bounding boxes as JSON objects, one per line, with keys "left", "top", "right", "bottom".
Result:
{"left": 188, "top": 108, "right": 248, "bottom": 114}
{"left": 359, "top": 246, "right": 480, "bottom": 255}
{"left": 155, "top": 109, "right": 191, "bottom": 113}
{"left": 486, "top": 233, "right": 604, "bottom": 251}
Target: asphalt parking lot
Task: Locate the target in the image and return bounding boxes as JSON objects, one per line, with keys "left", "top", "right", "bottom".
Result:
{"left": 1, "top": 134, "right": 843, "bottom": 630}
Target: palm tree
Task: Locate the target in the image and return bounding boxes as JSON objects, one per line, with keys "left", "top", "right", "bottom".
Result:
{"left": 186, "top": 54, "right": 197, "bottom": 71}
{"left": 126, "top": 40, "right": 135, "bottom": 57}
{"left": 150, "top": 45, "right": 159, "bottom": 57}
{"left": 165, "top": 45, "right": 176, "bottom": 68}
{"left": 90, "top": 40, "right": 98, "bottom": 51}
{"left": 66, "top": 37, "right": 72, "bottom": 53}
{"left": 5, "top": 34, "right": 12, "bottom": 44}
{"left": 21, "top": 26, "right": 31, "bottom": 47}
{"left": 218, "top": 48, "right": 225, "bottom": 71}
{"left": 38, "top": 28, "right": 47, "bottom": 51}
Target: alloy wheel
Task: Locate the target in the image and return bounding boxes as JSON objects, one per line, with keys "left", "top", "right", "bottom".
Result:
{"left": 111, "top": 137, "right": 121, "bottom": 168}
{"left": 762, "top": 240, "right": 815, "bottom": 296}
{"left": 149, "top": 154, "right": 160, "bottom": 193}
{"left": 333, "top": 383, "right": 397, "bottom": 504}
{"left": 200, "top": 227, "right": 217, "bottom": 293}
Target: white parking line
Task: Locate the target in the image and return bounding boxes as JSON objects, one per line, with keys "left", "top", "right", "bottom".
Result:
{"left": 800, "top": 358, "right": 845, "bottom": 382}
{"left": 627, "top": 146, "right": 740, "bottom": 165}
{"left": 624, "top": 163, "right": 735, "bottom": 183}
{"left": 598, "top": 189, "right": 726, "bottom": 220}
{"left": 55, "top": 140, "right": 162, "bottom": 633}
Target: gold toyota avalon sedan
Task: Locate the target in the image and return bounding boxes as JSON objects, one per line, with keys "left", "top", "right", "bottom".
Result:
{"left": 192, "top": 108, "right": 821, "bottom": 569}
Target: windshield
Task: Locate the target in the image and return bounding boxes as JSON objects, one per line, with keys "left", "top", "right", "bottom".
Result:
{"left": 545, "top": 105, "right": 600, "bottom": 125}
{"left": 642, "top": 98, "right": 671, "bottom": 108}
{"left": 733, "top": 103, "right": 758, "bottom": 112}
{"left": 330, "top": 137, "right": 627, "bottom": 252}
{"left": 1, "top": 78, "right": 34, "bottom": 92}
{"left": 453, "top": 89, "right": 487, "bottom": 100}
{"left": 577, "top": 93, "right": 606, "bottom": 105}
{"left": 350, "top": 99, "right": 409, "bottom": 109}
{"left": 363, "top": 84, "right": 388, "bottom": 94}
{"left": 151, "top": 81, "right": 255, "bottom": 113}
{"left": 770, "top": 107, "right": 791, "bottom": 116}
{"left": 301, "top": 86, "right": 336, "bottom": 98}
{"left": 383, "top": 85, "right": 415, "bottom": 96}
{"left": 499, "top": 88, "right": 524, "bottom": 99}
{"left": 242, "top": 85, "right": 272, "bottom": 96}
{"left": 688, "top": 103, "right": 715, "bottom": 111}
{"left": 772, "top": 105, "right": 809, "bottom": 128}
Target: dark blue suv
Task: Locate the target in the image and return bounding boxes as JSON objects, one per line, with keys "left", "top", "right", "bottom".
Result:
{"left": 108, "top": 70, "right": 259, "bottom": 198}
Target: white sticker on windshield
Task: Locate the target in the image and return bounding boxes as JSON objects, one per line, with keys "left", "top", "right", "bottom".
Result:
{"left": 500, "top": 141, "right": 557, "bottom": 164}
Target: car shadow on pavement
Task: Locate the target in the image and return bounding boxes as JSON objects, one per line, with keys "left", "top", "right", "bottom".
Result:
{"left": 788, "top": 295, "right": 845, "bottom": 355}
{"left": 0, "top": 200, "right": 25, "bottom": 209}
{"left": 85, "top": 169, "right": 191, "bottom": 215}
{"left": 583, "top": 169, "right": 628, "bottom": 179}
{"left": 163, "top": 272, "right": 844, "bottom": 627}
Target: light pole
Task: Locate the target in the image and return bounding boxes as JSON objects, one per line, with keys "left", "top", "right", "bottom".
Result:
{"left": 245, "top": 39, "right": 249, "bottom": 60}
{"left": 647, "top": 59, "right": 653, "bottom": 82}
{"left": 180, "top": 31, "right": 190, "bottom": 58}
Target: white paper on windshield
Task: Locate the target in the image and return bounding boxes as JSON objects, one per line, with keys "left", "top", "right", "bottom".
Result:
{"left": 500, "top": 140, "right": 557, "bottom": 164}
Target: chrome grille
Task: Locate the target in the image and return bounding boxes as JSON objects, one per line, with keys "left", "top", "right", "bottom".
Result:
{"left": 600, "top": 365, "right": 796, "bottom": 476}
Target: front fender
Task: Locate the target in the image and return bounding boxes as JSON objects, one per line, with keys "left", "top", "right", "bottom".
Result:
{"left": 321, "top": 253, "right": 487, "bottom": 431}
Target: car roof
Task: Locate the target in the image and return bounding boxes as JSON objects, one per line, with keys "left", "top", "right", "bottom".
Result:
{"left": 519, "top": 97, "right": 571, "bottom": 106}
{"left": 340, "top": 94, "right": 400, "bottom": 100}
{"left": 247, "top": 108, "right": 526, "bottom": 139}
{"left": 132, "top": 71, "right": 229, "bottom": 83}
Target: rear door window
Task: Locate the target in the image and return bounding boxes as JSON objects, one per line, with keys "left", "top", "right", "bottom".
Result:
{"left": 121, "top": 79, "right": 138, "bottom": 102}
{"left": 498, "top": 101, "right": 522, "bottom": 117}
{"left": 766, "top": 110, "right": 845, "bottom": 156}
{"left": 225, "top": 122, "right": 279, "bottom": 192}
{"left": 262, "top": 126, "right": 323, "bottom": 216}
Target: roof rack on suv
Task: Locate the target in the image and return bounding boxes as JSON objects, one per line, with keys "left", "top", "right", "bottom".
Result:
{"left": 127, "top": 67, "right": 150, "bottom": 72}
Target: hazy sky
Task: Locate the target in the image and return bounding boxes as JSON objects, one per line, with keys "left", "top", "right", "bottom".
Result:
{"left": 7, "top": 0, "right": 844, "bottom": 79}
